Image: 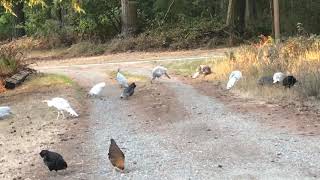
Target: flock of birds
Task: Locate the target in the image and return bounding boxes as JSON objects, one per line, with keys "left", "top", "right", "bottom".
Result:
{"left": 191, "top": 65, "right": 297, "bottom": 90}
{"left": 0, "top": 65, "right": 171, "bottom": 173}
{"left": 0, "top": 63, "right": 298, "bottom": 173}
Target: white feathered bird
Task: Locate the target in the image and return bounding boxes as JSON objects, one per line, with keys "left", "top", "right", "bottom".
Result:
{"left": 88, "top": 82, "right": 106, "bottom": 96}
{"left": 43, "top": 97, "right": 78, "bottom": 120}
{"left": 151, "top": 66, "right": 171, "bottom": 82}
{"left": 116, "top": 69, "right": 128, "bottom": 88}
{"left": 273, "top": 72, "right": 286, "bottom": 83}
{"left": 0, "top": 106, "right": 12, "bottom": 119}
{"left": 227, "top": 70, "right": 242, "bottom": 90}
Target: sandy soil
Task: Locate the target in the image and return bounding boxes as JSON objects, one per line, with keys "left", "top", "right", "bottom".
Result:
{"left": 0, "top": 81, "right": 88, "bottom": 179}
{"left": 183, "top": 79, "right": 320, "bottom": 136}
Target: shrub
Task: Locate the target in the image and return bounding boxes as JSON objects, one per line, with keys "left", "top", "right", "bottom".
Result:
{"left": 63, "top": 41, "right": 107, "bottom": 57}
{"left": 0, "top": 45, "right": 26, "bottom": 78}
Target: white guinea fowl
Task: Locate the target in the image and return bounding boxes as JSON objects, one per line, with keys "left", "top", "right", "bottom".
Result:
{"left": 273, "top": 72, "right": 286, "bottom": 83}
{"left": 116, "top": 69, "right": 128, "bottom": 88}
{"left": 227, "top": 70, "right": 242, "bottom": 90}
{"left": 88, "top": 82, "right": 106, "bottom": 96}
{"left": 0, "top": 106, "right": 11, "bottom": 119}
{"left": 43, "top": 97, "right": 78, "bottom": 120}
{"left": 151, "top": 66, "right": 171, "bottom": 82}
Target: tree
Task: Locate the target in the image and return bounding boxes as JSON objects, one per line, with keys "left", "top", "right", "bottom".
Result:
{"left": 226, "top": 0, "right": 246, "bottom": 35}
{"left": 273, "top": 0, "right": 280, "bottom": 43}
{"left": 13, "top": 1, "right": 26, "bottom": 37}
{"left": 120, "top": 0, "right": 137, "bottom": 37}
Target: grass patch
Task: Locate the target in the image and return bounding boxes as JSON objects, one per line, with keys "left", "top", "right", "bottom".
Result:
{"left": 108, "top": 71, "right": 149, "bottom": 83}
{"left": 25, "top": 73, "right": 74, "bottom": 88}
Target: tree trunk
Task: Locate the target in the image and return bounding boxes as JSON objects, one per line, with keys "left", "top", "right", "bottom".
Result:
{"left": 226, "top": 0, "right": 235, "bottom": 26}
{"left": 273, "top": 0, "right": 280, "bottom": 43}
{"left": 226, "top": 0, "right": 245, "bottom": 35}
{"left": 13, "top": 1, "right": 25, "bottom": 38}
{"left": 121, "top": 0, "right": 138, "bottom": 37}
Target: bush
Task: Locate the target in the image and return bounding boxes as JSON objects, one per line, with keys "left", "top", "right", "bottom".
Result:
{"left": 63, "top": 41, "right": 107, "bottom": 57}
{"left": 0, "top": 45, "right": 26, "bottom": 78}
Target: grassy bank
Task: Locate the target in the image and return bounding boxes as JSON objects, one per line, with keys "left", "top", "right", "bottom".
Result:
{"left": 166, "top": 36, "right": 320, "bottom": 101}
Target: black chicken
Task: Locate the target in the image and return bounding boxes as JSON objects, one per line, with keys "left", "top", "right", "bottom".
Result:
{"left": 39, "top": 150, "right": 68, "bottom": 172}
{"left": 121, "top": 82, "right": 136, "bottom": 99}
{"left": 282, "top": 75, "right": 297, "bottom": 88}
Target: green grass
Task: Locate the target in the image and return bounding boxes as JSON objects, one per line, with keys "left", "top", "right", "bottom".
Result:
{"left": 25, "top": 73, "right": 75, "bottom": 88}
{"left": 163, "top": 58, "right": 219, "bottom": 76}
{"left": 0, "top": 58, "right": 17, "bottom": 76}
{"left": 108, "top": 70, "right": 149, "bottom": 83}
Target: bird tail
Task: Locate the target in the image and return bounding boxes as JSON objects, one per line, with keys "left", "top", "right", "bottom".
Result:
{"left": 192, "top": 72, "right": 200, "bottom": 79}
{"left": 227, "top": 77, "right": 237, "bottom": 90}
{"left": 67, "top": 108, "right": 79, "bottom": 117}
{"left": 165, "top": 72, "right": 171, "bottom": 79}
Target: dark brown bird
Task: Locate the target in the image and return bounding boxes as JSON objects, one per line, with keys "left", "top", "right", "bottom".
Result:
{"left": 39, "top": 150, "right": 67, "bottom": 172}
{"left": 108, "top": 139, "right": 125, "bottom": 170}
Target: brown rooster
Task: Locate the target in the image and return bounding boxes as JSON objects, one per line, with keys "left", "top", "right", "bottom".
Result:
{"left": 108, "top": 139, "right": 125, "bottom": 171}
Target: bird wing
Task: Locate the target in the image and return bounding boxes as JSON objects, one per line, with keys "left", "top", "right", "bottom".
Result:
{"left": 0, "top": 106, "right": 11, "bottom": 118}
{"left": 89, "top": 84, "right": 104, "bottom": 95}
{"left": 116, "top": 72, "right": 128, "bottom": 87}
{"left": 51, "top": 98, "right": 78, "bottom": 117}
{"left": 227, "top": 77, "right": 238, "bottom": 90}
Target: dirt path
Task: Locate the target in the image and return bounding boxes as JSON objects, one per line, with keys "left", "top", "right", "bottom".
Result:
{"left": 31, "top": 60, "right": 320, "bottom": 179}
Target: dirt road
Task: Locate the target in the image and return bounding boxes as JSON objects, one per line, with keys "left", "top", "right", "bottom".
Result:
{"left": 27, "top": 57, "right": 320, "bottom": 180}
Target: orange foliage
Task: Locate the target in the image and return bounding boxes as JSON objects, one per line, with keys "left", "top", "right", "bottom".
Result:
{"left": 0, "top": 79, "right": 6, "bottom": 93}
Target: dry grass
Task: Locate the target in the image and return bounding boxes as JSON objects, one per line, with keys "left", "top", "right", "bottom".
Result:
{"left": 0, "top": 44, "right": 26, "bottom": 78}
{"left": 166, "top": 36, "right": 320, "bottom": 101}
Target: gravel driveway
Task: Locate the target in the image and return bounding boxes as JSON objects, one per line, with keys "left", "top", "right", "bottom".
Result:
{"left": 35, "top": 60, "right": 320, "bottom": 180}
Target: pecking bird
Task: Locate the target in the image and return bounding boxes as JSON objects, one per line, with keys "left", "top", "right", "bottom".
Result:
{"left": 257, "top": 76, "right": 273, "bottom": 86}
{"left": 39, "top": 150, "right": 68, "bottom": 172}
{"left": 151, "top": 66, "right": 171, "bottom": 82}
{"left": 227, "top": 70, "right": 242, "bottom": 90}
{"left": 88, "top": 82, "right": 106, "bottom": 97}
{"left": 43, "top": 97, "right": 79, "bottom": 120}
{"left": 199, "top": 65, "right": 212, "bottom": 76}
{"left": 108, "top": 139, "right": 125, "bottom": 171}
{"left": 192, "top": 65, "right": 212, "bottom": 79}
{"left": 116, "top": 69, "right": 129, "bottom": 88}
{"left": 121, "top": 82, "right": 136, "bottom": 99}
{"left": 0, "top": 106, "right": 11, "bottom": 119}
{"left": 273, "top": 72, "right": 286, "bottom": 84}
{"left": 282, "top": 75, "right": 297, "bottom": 88}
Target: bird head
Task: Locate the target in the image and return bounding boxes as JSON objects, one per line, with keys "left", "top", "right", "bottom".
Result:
{"left": 130, "top": 82, "right": 136, "bottom": 88}
{"left": 42, "top": 100, "right": 52, "bottom": 107}
{"left": 39, "top": 150, "right": 49, "bottom": 158}
{"left": 117, "top": 68, "right": 121, "bottom": 73}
